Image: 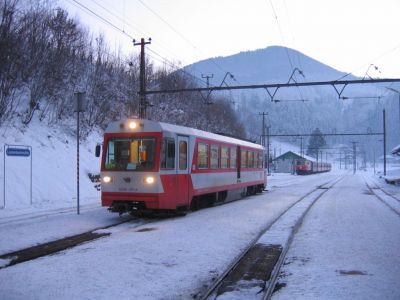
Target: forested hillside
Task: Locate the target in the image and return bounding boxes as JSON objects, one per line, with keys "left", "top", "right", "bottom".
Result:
{"left": 186, "top": 46, "right": 400, "bottom": 161}
{"left": 0, "top": 0, "right": 245, "bottom": 138}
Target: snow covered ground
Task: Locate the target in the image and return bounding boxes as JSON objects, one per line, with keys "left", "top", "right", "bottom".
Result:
{"left": 0, "top": 119, "right": 399, "bottom": 299}
{"left": 0, "top": 171, "right": 340, "bottom": 299}
{"left": 0, "top": 118, "right": 101, "bottom": 217}
{"left": 0, "top": 169, "right": 399, "bottom": 299}
{"left": 273, "top": 174, "right": 400, "bottom": 300}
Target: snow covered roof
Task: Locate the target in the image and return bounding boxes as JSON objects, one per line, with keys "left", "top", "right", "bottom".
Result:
{"left": 290, "top": 151, "right": 317, "bottom": 162}
{"left": 391, "top": 144, "right": 400, "bottom": 156}
{"left": 273, "top": 151, "right": 317, "bottom": 163}
{"left": 105, "top": 119, "right": 264, "bottom": 150}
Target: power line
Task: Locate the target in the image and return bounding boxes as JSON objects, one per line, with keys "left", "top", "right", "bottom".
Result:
{"left": 88, "top": 0, "right": 183, "bottom": 61}
{"left": 68, "top": 0, "right": 208, "bottom": 87}
{"left": 268, "top": 0, "right": 305, "bottom": 102}
{"left": 69, "top": 0, "right": 133, "bottom": 39}
{"left": 136, "top": 0, "right": 236, "bottom": 79}
{"left": 268, "top": 0, "right": 294, "bottom": 69}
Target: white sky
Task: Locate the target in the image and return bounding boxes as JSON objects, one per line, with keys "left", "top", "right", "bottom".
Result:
{"left": 60, "top": 0, "right": 400, "bottom": 78}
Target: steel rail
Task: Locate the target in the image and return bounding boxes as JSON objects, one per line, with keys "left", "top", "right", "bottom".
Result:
{"left": 198, "top": 175, "right": 343, "bottom": 300}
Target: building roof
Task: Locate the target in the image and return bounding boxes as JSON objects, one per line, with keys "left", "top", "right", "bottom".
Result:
{"left": 273, "top": 151, "right": 317, "bottom": 163}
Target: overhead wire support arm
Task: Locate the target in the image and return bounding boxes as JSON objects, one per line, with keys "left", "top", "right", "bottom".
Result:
{"left": 144, "top": 78, "right": 400, "bottom": 95}
{"left": 265, "top": 87, "right": 280, "bottom": 102}
{"left": 331, "top": 82, "right": 348, "bottom": 99}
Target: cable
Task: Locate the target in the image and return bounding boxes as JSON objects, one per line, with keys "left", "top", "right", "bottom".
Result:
{"left": 88, "top": 0, "right": 182, "bottom": 61}
{"left": 136, "top": 0, "right": 237, "bottom": 82}
{"left": 268, "top": 0, "right": 294, "bottom": 70}
{"left": 336, "top": 43, "right": 400, "bottom": 81}
{"left": 67, "top": 0, "right": 207, "bottom": 86}
{"left": 268, "top": 0, "right": 305, "bottom": 103}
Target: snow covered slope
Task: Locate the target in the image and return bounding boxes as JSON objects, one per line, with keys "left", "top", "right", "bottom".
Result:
{"left": 0, "top": 117, "right": 102, "bottom": 216}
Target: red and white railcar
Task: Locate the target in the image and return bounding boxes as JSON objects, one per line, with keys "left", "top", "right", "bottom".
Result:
{"left": 97, "top": 119, "right": 266, "bottom": 214}
{"left": 296, "top": 159, "right": 331, "bottom": 175}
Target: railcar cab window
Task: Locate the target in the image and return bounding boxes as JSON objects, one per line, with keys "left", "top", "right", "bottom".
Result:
{"left": 105, "top": 137, "right": 155, "bottom": 171}
{"left": 197, "top": 143, "right": 208, "bottom": 168}
{"left": 161, "top": 138, "right": 175, "bottom": 169}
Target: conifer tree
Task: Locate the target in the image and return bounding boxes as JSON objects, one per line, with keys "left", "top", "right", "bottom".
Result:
{"left": 306, "top": 128, "right": 326, "bottom": 158}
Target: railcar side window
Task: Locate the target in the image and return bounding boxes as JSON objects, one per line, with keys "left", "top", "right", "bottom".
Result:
{"left": 179, "top": 141, "right": 187, "bottom": 170}
{"left": 161, "top": 138, "right": 175, "bottom": 169}
{"left": 210, "top": 145, "right": 219, "bottom": 169}
{"left": 241, "top": 150, "right": 247, "bottom": 168}
{"left": 258, "top": 152, "right": 263, "bottom": 168}
{"left": 230, "top": 148, "right": 237, "bottom": 169}
{"left": 197, "top": 143, "right": 208, "bottom": 168}
{"left": 105, "top": 137, "right": 155, "bottom": 171}
{"left": 247, "top": 151, "right": 254, "bottom": 168}
{"left": 254, "top": 152, "right": 258, "bottom": 169}
{"left": 221, "top": 147, "right": 228, "bottom": 168}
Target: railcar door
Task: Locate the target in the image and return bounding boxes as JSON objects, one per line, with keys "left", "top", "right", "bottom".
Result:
{"left": 237, "top": 146, "right": 241, "bottom": 182}
{"left": 177, "top": 136, "right": 190, "bottom": 205}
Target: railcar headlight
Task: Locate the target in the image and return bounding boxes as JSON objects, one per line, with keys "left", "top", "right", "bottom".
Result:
{"left": 103, "top": 176, "right": 112, "bottom": 183}
{"left": 144, "top": 176, "right": 155, "bottom": 184}
{"left": 128, "top": 121, "right": 137, "bottom": 129}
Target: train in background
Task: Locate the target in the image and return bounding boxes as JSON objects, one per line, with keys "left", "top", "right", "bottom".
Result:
{"left": 96, "top": 119, "right": 266, "bottom": 215}
{"left": 296, "top": 159, "right": 331, "bottom": 175}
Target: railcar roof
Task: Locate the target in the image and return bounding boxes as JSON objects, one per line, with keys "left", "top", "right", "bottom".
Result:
{"left": 105, "top": 119, "right": 264, "bottom": 149}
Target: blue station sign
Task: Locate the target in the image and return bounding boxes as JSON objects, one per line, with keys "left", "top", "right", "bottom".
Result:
{"left": 6, "top": 147, "right": 31, "bottom": 157}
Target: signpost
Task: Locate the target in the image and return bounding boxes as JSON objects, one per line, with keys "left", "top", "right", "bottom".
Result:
{"left": 2, "top": 144, "right": 32, "bottom": 209}
{"left": 75, "top": 91, "right": 86, "bottom": 215}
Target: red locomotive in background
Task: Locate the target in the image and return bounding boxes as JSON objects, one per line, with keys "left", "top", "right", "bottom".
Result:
{"left": 296, "top": 159, "right": 331, "bottom": 175}
{"left": 96, "top": 119, "right": 266, "bottom": 215}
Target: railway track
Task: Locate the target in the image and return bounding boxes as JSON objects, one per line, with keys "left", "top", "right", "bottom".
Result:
{"left": 196, "top": 175, "right": 343, "bottom": 300}
{"left": 0, "top": 217, "right": 147, "bottom": 270}
{"left": 0, "top": 203, "right": 100, "bottom": 226}
{"left": 363, "top": 175, "right": 400, "bottom": 217}
{"left": 0, "top": 189, "right": 272, "bottom": 270}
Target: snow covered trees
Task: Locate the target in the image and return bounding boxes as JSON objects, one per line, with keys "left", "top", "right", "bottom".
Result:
{"left": 306, "top": 128, "right": 326, "bottom": 158}
{"left": 0, "top": 0, "right": 245, "bottom": 139}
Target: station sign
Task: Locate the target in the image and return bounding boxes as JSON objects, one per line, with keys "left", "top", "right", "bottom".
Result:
{"left": 6, "top": 147, "right": 31, "bottom": 157}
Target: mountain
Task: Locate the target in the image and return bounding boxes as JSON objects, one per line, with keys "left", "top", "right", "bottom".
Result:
{"left": 184, "top": 46, "right": 397, "bottom": 162}
{"left": 185, "top": 46, "right": 353, "bottom": 85}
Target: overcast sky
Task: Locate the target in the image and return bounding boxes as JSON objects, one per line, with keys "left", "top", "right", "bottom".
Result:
{"left": 60, "top": 0, "right": 400, "bottom": 78}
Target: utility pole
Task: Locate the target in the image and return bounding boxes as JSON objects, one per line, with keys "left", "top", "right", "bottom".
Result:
{"left": 267, "top": 125, "right": 270, "bottom": 174}
{"left": 202, "top": 74, "right": 214, "bottom": 105}
{"left": 202, "top": 74, "right": 213, "bottom": 88}
{"left": 259, "top": 112, "right": 269, "bottom": 171}
{"left": 133, "top": 38, "right": 151, "bottom": 119}
{"left": 385, "top": 87, "right": 400, "bottom": 140}
{"left": 74, "top": 92, "right": 85, "bottom": 215}
{"left": 259, "top": 112, "right": 268, "bottom": 147}
{"left": 300, "top": 137, "right": 303, "bottom": 157}
{"left": 383, "top": 109, "right": 387, "bottom": 176}
{"left": 351, "top": 141, "right": 357, "bottom": 174}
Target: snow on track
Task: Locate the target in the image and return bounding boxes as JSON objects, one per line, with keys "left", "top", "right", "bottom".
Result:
{"left": 272, "top": 174, "right": 400, "bottom": 300}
